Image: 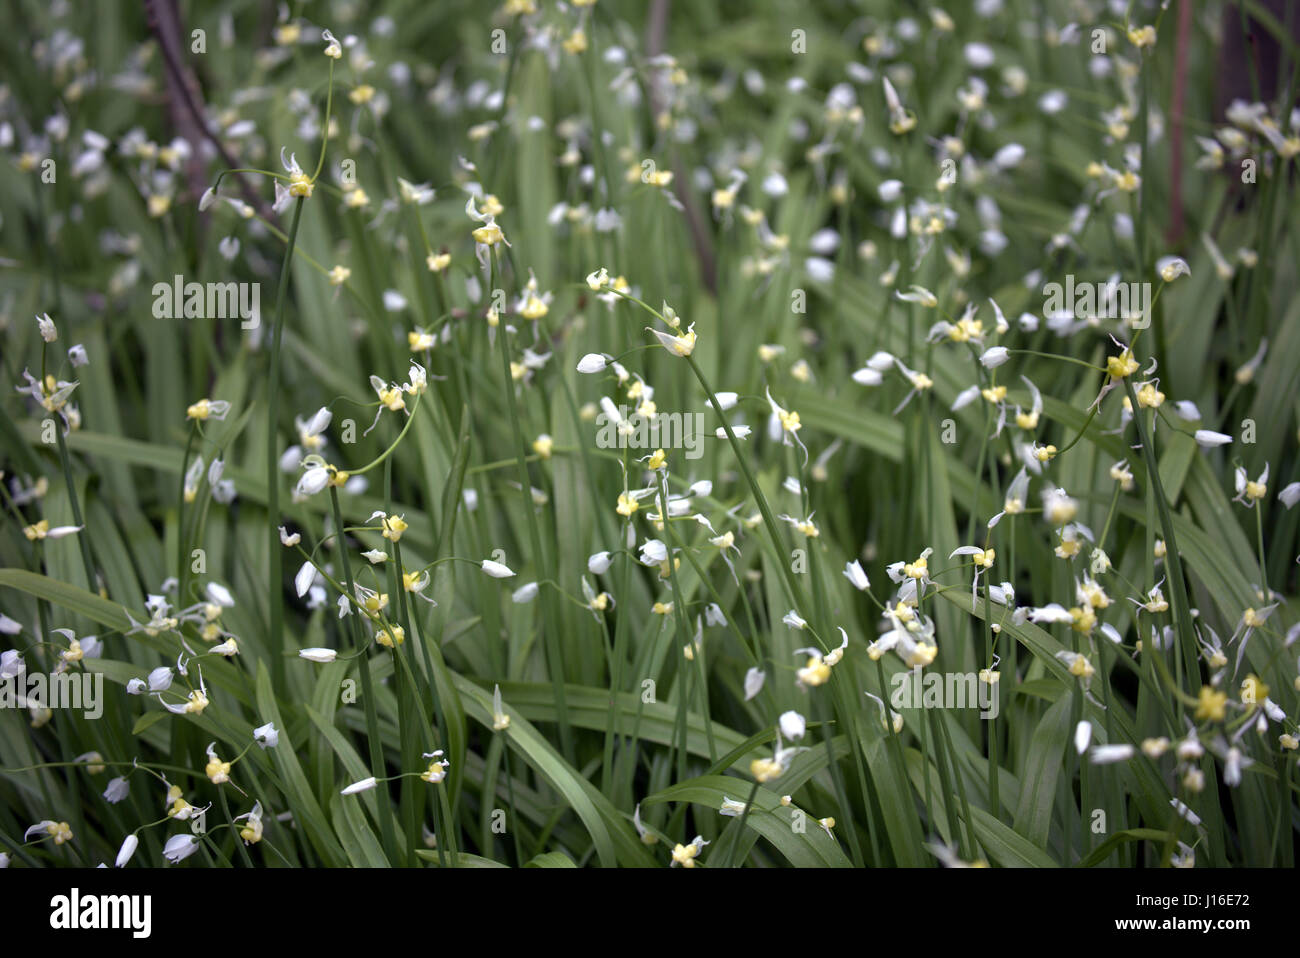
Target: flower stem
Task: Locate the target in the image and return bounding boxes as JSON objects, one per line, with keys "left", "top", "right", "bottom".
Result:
{"left": 266, "top": 196, "right": 305, "bottom": 692}
{"left": 53, "top": 421, "right": 96, "bottom": 591}
{"left": 329, "top": 485, "right": 399, "bottom": 864}
{"left": 492, "top": 259, "right": 574, "bottom": 761}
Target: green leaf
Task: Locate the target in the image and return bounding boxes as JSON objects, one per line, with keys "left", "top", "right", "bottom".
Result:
{"left": 642, "top": 774, "right": 853, "bottom": 868}
{"left": 1012, "top": 689, "right": 1073, "bottom": 847}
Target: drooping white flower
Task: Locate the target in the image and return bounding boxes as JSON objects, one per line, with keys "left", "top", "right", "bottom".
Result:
{"left": 163, "top": 833, "right": 201, "bottom": 863}
{"left": 294, "top": 561, "right": 318, "bottom": 598}
{"left": 254, "top": 722, "right": 279, "bottom": 748}
{"left": 980, "top": 346, "right": 1010, "bottom": 368}
{"left": 1089, "top": 744, "right": 1136, "bottom": 765}
{"left": 99, "top": 774, "right": 129, "bottom": 803}
{"left": 779, "top": 710, "right": 807, "bottom": 741}
{"left": 1194, "top": 429, "right": 1232, "bottom": 448}
{"left": 1280, "top": 482, "right": 1300, "bottom": 509}
{"left": 843, "top": 559, "right": 871, "bottom": 591}
{"left": 481, "top": 559, "right": 515, "bottom": 578}
{"left": 114, "top": 834, "right": 139, "bottom": 868}
{"left": 1155, "top": 255, "right": 1191, "bottom": 282}
{"left": 1074, "top": 720, "right": 1092, "bottom": 755}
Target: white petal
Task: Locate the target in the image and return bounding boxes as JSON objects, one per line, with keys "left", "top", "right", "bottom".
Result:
{"left": 779, "top": 710, "right": 807, "bottom": 741}
{"left": 115, "top": 834, "right": 139, "bottom": 867}
{"left": 1194, "top": 430, "right": 1232, "bottom": 448}
{"left": 1074, "top": 720, "right": 1092, "bottom": 755}
{"left": 576, "top": 353, "right": 608, "bottom": 374}
{"left": 294, "top": 561, "right": 317, "bottom": 598}
{"left": 481, "top": 559, "right": 515, "bottom": 578}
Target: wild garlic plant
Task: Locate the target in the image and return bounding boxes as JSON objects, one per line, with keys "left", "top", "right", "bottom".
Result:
{"left": 0, "top": 0, "right": 1297, "bottom": 870}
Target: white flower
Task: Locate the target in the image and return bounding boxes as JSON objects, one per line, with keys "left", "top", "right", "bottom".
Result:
{"left": 163, "top": 834, "right": 201, "bottom": 863}
{"left": 743, "top": 667, "right": 766, "bottom": 701}
{"left": 588, "top": 551, "right": 613, "bottom": 575}
{"left": 992, "top": 143, "right": 1026, "bottom": 168}
{"left": 779, "top": 710, "right": 807, "bottom": 741}
{"left": 896, "top": 285, "right": 938, "bottom": 307}
{"left": 576, "top": 353, "right": 608, "bottom": 373}
{"left": 103, "top": 777, "right": 130, "bottom": 803}
{"left": 638, "top": 539, "right": 669, "bottom": 566}
{"left": 147, "top": 667, "right": 174, "bottom": 692}
{"left": 254, "top": 722, "right": 279, "bottom": 748}
{"left": 279, "top": 526, "right": 301, "bottom": 547}
{"left": 397, "top": 177, "right": 434, "bottom": 205}
{"left": 481, "top": 559, "right": 515, "bottom": 578}
{"left": 512, "top": 582, "right": 539, "bottom": 603}
{"left": 114, "top": 834, "right": 139, "bottom": 868}
{"left": 298, "top": 648, "right": 337, "bottom": 663}
{"left": 952, "top": 385, "right": 980, "bottom": 411}
{"left": 1194, "top": 429, "right": 1232, "bottom": 448}
{"left": 878, "top": 179, "right": 904, "bottom": 202}
{"left": 1233, "top": 463, "right": 1269, "bottom": 507}
{"left": 719, "top": 796, "right": 749, "bottom": 817}
{"left": 0, "top": 649, "right": 24, "bottom": 679}
{"left": 23, "top": 522, "right": 83, "bottom": 540}
{"left": 1029, "top": 603, "right": 1074, "bottom": 624}
{"left": 649, "top": 323, "right": 697, "bottom": 358}
{"left": 205, "top": 582, "right": 235, "bottom": 608}
{"left": 980, "top": 346, "right": 1010, "bottom": 368}
{"left": 843, "top": 559, "right": 870, "bottom": 591}
{"left": 1156, "top": 256, "right": 1191, "bottom": 283}
{"left": 492, "top": 684, "right": 511, "bottom": 731}
{"left": 670, "top": 834, "right": 709, "bottom": 868}
{"left": 782, "top": 610, "right": 807, "bottom": 630}
{"left": 1280, "top": 482, "right": 1300, "bottom": 509}
{"left": 342, "top": 777, "right": 378, "bottom": 795}
{"left": 296, "top": 465, "right": 331, "bottom": 497}
{"left": 37, "top": 313, "right": 57, "bottom": 342}
{"left": 1074, "top": 720, "right": 1092, "bottom": 754}
{"left": 68, "top": 344, "right": 89, "bottom": 367}
{"left": 1089, "top": 744, "right": 1136, "bottom": 764}
{"left": 294, "top": 561, "right": 318, "bottom": 598}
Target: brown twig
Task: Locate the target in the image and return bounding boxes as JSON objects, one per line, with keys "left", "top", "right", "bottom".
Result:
{"left": 142, "top": 0, "right": 270, "bottom": 218}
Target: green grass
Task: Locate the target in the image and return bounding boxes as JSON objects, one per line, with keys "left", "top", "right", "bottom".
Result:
{"left": 0, "top": 0, "right": 1297, "bottom": 868}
